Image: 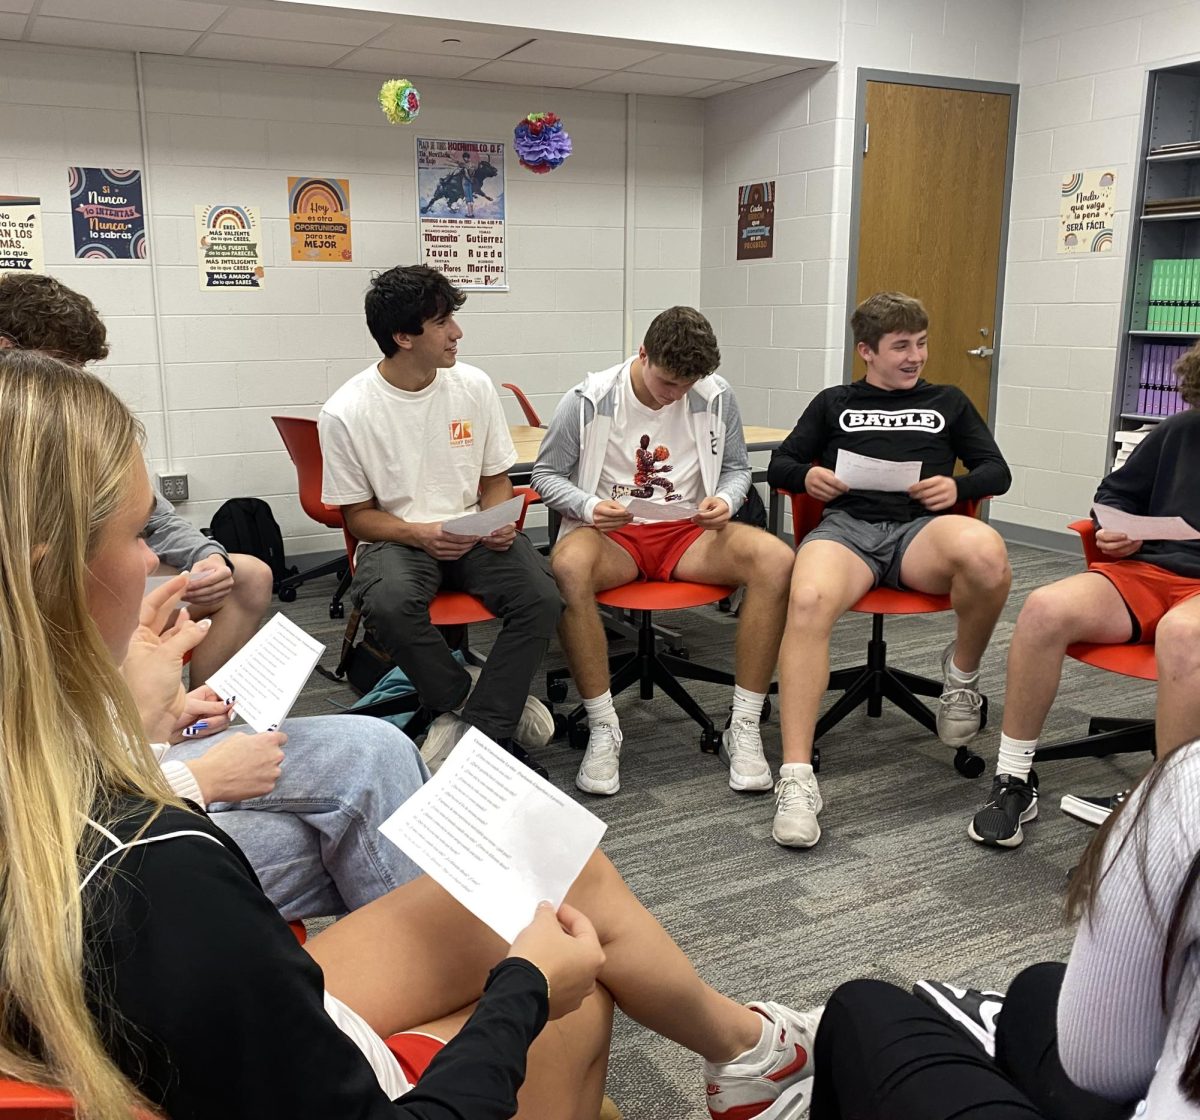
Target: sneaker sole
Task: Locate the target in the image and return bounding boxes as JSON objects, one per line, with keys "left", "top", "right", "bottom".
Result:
{"left": 723, "top": 1077, "right": 812, "bottom": 1120}
{"left": 772, "top": 823, "right": 821, "bottom": 849}
{"left": 967, "top": 800, "right": 1039, "bottom": 848}
{"left": 911, "top": 981, "right": 997, "bottom": 1056}
{"left": 575, "top": 772, "right": 619, "bottom": 796}
{"left": 1059, "top": 794, "right": 1110, "bottom": 827}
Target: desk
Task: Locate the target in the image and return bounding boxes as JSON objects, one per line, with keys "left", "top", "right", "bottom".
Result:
{"left": 508, "top": 424, "right": 792, "bottom": 536}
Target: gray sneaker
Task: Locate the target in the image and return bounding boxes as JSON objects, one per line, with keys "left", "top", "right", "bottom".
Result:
{"left": 937, "top": 641, "right": 983, "bottom": 747}
{"left": 463, "top": 665, "right": 554, "bottom": 749}
{"left": 576, "top": 722, "right": 623, "bottom": 796}
{"left": 772, "top": 766, "right": 823, "bottom": 848}
{"left": 421, "top": 713, "right": 469, "bottom": 771}
{"left": 721, "top": 717, "right": 773, "bottom": 792}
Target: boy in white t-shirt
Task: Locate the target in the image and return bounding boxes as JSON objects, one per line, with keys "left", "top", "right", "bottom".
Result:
{"left": 532, "top": 307, "right": 795, "bottom": 796}
{"left": 319, "top": 266, "right": 560, "bottom": 776}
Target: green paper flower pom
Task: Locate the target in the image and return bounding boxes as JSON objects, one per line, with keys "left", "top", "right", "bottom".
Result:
{"left": 379, "top": 79, "right": 421, "bottom": 124}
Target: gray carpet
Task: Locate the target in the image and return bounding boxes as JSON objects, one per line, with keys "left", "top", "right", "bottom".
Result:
{"left": 280, "top": 542, "right": 1152, "bottom": 1118}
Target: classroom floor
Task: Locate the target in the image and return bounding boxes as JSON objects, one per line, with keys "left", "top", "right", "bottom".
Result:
{"left": 281, "top": 541, "right": 1152, "bottom": 1119}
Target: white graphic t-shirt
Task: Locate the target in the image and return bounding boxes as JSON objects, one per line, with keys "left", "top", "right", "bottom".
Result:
{"left": 595, "top": 362, "right": 701, "bottom": 519}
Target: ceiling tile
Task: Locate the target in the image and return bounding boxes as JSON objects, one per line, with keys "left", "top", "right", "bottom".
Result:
{"left": 368, "top": 22, "right": 532, "bottom": 58}
{"left": 333, "top": 47, "right": 490, "bottom": 78}
{"left": 39, "top": 0, "right": 223, "bottom": 32}
{"left": 194, "top": 33, "right": 350, "bottom": 66}
{"left": 502, "top": 38, "right": 661, "bottom": 69}
{"left": 628, "top": 51, "right": 775, "bottom": 80}
{"left": 460, "top": 59, "right": 608, "bottom": 89}
{"left": 0, "top": 0, "right": 34, "bottom": 12}
{"left": 579, "top": 70, "right": 716, "bottom": 95}
{"left": 31, "top": 16, "right": 201, "bottom": 52}
{"left": 215, "top": 7, "right": 388, "bottom": 46}
{"left": 685, "top": 80, "right": 747, "bottom": 98}
{"left": 0, "top": 10, "right": 25, "bottom": 37}
{"left": 738, "top": 62, "right": 809, "bottom": 81}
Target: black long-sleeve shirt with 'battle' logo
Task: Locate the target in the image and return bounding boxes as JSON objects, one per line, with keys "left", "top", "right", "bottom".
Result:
{"left": 767, "top": 378, "right": 1012, "bottom": 523}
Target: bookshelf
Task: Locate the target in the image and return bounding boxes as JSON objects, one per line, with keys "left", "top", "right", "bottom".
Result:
{"left": 1114, "top": 62, "right": 1200, "bottom": 463}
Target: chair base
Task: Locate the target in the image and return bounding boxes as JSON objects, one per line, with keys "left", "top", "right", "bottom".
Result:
{"left": 277, "top": 553, "right": 351, "bottom": 619}
{"left": 815, "top": 614, "right": 987, "bottom": 778}
{"left": 546, "top": 612, "right": 775, "bottom": 754}
{"left": 1035, "top": 716, "right": 1155, "bottom": 763}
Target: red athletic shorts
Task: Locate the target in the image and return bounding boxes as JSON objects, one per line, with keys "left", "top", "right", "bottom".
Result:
{"left": 1088, "top": 559, "right": 1200, "bottom": 643}
{"left": 387, "top": 1031, "right": 445, "bottom": 1085}
{"left": 608, "top": 521, "right": 705, "bottom": 582}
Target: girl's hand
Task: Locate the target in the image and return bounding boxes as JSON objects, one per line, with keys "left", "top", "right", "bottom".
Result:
{"left": 508, "top": 901, "right": 606, "bottom": 1020}
{"left": 169, "top": 686, "right": 236, "bottom": 744}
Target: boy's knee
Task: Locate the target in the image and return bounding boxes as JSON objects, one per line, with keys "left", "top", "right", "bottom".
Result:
{"left": 787, "top": 582, "right": 841, "bottom": 630}
{"left": 1156, "top": 608, "right": 1200, "bottom": 675}
{"left": 955, "top": 526, "right": 1010, "bottom": 589}
{"left": 229, "top": 554, "right": 274, "bottom": 612}
{"left": 1015, "top": 584, "right": 1075, "bottom": 641}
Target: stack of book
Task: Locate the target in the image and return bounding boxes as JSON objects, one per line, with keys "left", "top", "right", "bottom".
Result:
{"left": 1149, "top": 141, "right": 1200, "bottom": 157}
{"left": 1114, "top": 424, "right": 1154, "bottom": 469}
{"left": 1135, "top": 342, "right": 1192, "bottom": 415}
{"left": 1147, "top": 259, "right": 1200, "bottom": 330}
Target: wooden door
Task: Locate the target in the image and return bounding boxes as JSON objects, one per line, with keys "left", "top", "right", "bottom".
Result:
{"left": 855, "top": 81, "right": 1012, "bottom": 422}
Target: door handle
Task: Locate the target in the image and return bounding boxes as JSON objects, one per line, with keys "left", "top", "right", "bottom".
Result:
{"left": 967, "top": 346, "right": 994, "bottom": 357}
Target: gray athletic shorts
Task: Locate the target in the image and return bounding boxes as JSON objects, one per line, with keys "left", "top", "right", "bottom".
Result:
{"left": 802, "top": 510, "right": 934, "bottom": 589}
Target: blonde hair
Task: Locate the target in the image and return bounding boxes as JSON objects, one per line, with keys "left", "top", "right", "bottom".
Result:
{"left": 0, "top": 350, "right": 180, "bottom": 1117}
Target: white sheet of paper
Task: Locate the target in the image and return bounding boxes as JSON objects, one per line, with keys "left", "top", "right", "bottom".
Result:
{"left": 1092, "top": 503, "right": 1200, "bottom": 542}
{"left": 442, "top": 494, "right": 525, "bottom": 537}
{"left": 378, "top": 728, "right": 608, "bottom": 944}
{"left": 618, "top": 496, "right": 701, "bottom": 522}
{"left": 834, "top": 448, "right": 923, "bottom": 492}
{"left": 206, "top": 613, "right": 325, "bottom": 733}
{"left": 144, "top": 573, "right": 190, "bottom": 607}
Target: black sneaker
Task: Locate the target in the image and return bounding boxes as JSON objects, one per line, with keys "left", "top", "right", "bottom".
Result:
{"left": 912, "top": 980, "right": 1004, "bottom": 1057}
{"left": 497, "top": 737, "right": 550, "bottom": 781}
{"left": 1059, "top": 790, "right": 1129, "bottom": 827}
{"left": 968, "top": 772, "right": 1039, "bottom": 847}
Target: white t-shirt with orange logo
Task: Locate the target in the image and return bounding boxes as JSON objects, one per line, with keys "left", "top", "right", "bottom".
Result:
{"left": 319, "top": 360, "right": 517, "bottom": 524}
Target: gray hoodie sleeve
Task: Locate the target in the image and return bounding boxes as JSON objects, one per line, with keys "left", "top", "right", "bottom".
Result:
{"left": 530, "top": 389, "right": 602, "bottom": 524}
{"left": 714, "top": 388, "right": 752, "bottom": 512}
{"left": 145, "top": 491, "right": 228, "bottom": 570}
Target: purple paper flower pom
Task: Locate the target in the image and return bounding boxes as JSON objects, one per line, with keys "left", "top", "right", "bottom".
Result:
{"left": 513, "top": 112, "right": 573, "bottom": 173}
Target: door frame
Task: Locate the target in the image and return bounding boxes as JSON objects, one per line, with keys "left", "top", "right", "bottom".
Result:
{"left": 844, "top": 69, "right": 1020, "bottom": 430}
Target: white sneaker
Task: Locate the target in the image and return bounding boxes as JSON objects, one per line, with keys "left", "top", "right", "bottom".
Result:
{"left": 702, "top": 1001, "right": 821, "bottom": 1120}
{"left": 937, "top": 641, "right": 983, "bottom": 747}
{"left": 772, "top": 766, "right": 822, "bottom": 848}
{"left": 721, "top": 718, "right": 773, "bottom": 792}
{"left": 421, "top": 713, "right": 469, "bottom": 772}
{"left": 516, "top": 694, "right": 555, "bottom": 749}
{"left": 576, "top": 722, "right": 623, "bottom": 796}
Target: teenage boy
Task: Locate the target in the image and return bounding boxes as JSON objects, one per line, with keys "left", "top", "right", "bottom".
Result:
{"left": 319, "top": 265, "right": 559, "bottom": 776}
{"left": 767, "top": 292, "right": 1012, "bottom": 849}
{"left": 532, "top": 306, "right": 795, "bottom": 796}
{"left": 969, "top": 347, "right": 1200, "bottom": 848}
{"left": 0, "top": 273, "right": 272, "bottom": 684}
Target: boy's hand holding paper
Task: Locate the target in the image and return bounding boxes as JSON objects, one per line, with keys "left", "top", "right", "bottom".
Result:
{"left": 834, "top": 449, "right": 922, "bottom": 492}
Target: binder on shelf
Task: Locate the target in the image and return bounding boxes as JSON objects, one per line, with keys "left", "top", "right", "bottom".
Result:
{"left": 1148, "top": 259, "right": 1165, "bottom": 330}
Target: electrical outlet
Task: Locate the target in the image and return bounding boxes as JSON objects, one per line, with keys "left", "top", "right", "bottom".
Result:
{"left": 158, "top": 473, "right": 189, "bottom": 502}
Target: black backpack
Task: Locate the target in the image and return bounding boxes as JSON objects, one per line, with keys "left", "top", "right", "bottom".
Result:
{"left": 209, "top": 498, "right": 295, "bottom": 592}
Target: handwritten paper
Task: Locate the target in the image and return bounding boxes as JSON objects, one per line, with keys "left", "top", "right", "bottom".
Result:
{"left": 378, "top": 728, "right": 607, "bottom": 943}
{"left": 443, "top": 494, "right": 524, "bottom": 537}
{"left": 834, "top": 449, "right": 922, "bottom": 492}
{"left": 618, "top": 496, "right": 701, "bottom": 522}
{"left": 1093, "top": 503, "right": 1200, "bottom": 542}
{"left": 206, "top": 613, "right": 325, "bottom": 732}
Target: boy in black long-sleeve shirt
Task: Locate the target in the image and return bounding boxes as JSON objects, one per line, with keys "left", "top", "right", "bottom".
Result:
{"left": 969, "top": 346, "right": 1200, "bottom": 849}
{"left": 766, "top": 292, "right": 1013, "bottom": 849}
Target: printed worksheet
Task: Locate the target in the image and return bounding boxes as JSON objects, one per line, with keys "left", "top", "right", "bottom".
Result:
{"left": 618, "top": 496, "right": 701, "bottom": 521}
{"left": 1093, "top": 503, "right": 1200, "bottom": 541}
{"left": 834, "top": 449, "right": 923, "bottom": 492}
{"left": 379, "top": 728, "right": 608, "bottom": 943}
{"left": 443, "top": 494, "right": 524, "bottom": 537}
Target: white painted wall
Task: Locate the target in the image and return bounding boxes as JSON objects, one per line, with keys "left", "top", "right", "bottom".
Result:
{"left": 0, "top": 42, "right": 702, "bottom": 554}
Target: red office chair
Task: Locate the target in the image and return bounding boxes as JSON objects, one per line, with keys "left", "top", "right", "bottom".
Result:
{"left": 501, "top": 382, "right": 544, "bottom": 427}
{"left": 1032, "top": 519, "right": 1157, "bottom": 763}
{"left": 271, "top": 416, "right": 351, "bottom": 619}
{"left": 779, "top": 488, "right": 987, "bottom": 777}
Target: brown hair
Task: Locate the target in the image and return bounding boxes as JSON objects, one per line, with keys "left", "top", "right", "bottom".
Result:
{"left": 1174, "top": 340, "right": 1200, "bottom": 407}
{"left": 642, "top": 306, "right": 720, "bottom": 380}
{"left": 851, "top": 291, "right": 929, "bottom": 352}
{"left": 0, "top": 274, "right": 109, "bottom": 363}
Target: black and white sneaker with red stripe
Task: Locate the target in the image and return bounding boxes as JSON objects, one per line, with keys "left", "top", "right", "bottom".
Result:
{"left": 702, "top": 1001, "right": 820, "bottom": 1120}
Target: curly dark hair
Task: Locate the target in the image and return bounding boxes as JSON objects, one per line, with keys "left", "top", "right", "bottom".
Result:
{"left": 642, "top": 307, "right": 720, "bottom": 380}
{"left": 365, "top": 265, "right": 466, "bottom": 358}
{"left": 1174, "top": 341, "right": 1200, "bottom": 407}
{"left": 851, "top": 291, "right": 929, "bottom": 352}
{"left": 0, "top": 274, "right": 109, "bottom": 364}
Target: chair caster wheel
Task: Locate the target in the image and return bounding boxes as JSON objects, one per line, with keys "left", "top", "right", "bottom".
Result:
{"left": 700, "top": 727, "right": 722, "bottom": 754}
{"left": 760, "top": 697, "right": 772, "bottom": 723}
{"left": 954, "top": 747, "right": 985, "bottom": 778}
{"left": 717, "top": 596, "right": 732, "bottom": 612}
{"left": 329, "top": 602, "right": 345, "bottom": 620}
{"left": 278, "top": 586, "right": 298, "bottom": 603}
{"left": 812, "top": 746, "right": 821, "bottom": 774}
{"left": 546, "top": 679, "right": 568, "bottom": 705}
{"left": 567, "top": 721, "right": 589, "bottom": 751}
{"left": 551, "top": 712, "right": 568, "bottom": 741}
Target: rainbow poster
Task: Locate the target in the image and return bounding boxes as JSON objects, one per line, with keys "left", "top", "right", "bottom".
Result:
{"left": 288, "top": 176, "right": 352, "bottom": 262}
{"left": 195, "top": 203, "right": 264, "bottom": 290}
{"left": 68, "top": 167, "right": 146, "bottom": 260}
{"left": 416, "top": 137, "right": 507, "bottom": 290}
{"left": 0, "top": 196, "right": 43, "bottom": 275}
{"left": 1059, "top": 168, "right": 1116, "bottom": 254}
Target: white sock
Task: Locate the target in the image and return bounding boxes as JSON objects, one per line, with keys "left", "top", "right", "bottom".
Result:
{"left": 731, "top": 684, "right": 767, "bottom": 726}
{"left": 947, "top": 656, "right": 980, "bottom": 687}
{"left": 996, "top": 733, "right": 1037, "bottom": 781}
{"left": 583, "top": 691, "right": 619, "bottom": 728}
{"left": 779, "top": 762, "right": 814, "bottom": 780}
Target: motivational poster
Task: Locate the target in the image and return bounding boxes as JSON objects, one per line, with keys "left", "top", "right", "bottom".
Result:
{"left": 0, "top": 196, "right": 44, "bottom": 275}
{"left": 195, "top": 203, "right": 264, "bottom": 289}
{"left": 736, "top": 181, "right": 775, "bottom": 260}
{"left": 288, "top": 176, "right": 352, "bottom": 262}
{"left": 1059, "top": 169, "right": 1115, "bottom": 254}
{"left": 68, "top": 167, "right": 146, "bottom": 259}
{"left": 416, "top": 137, "right": 506, "bottom": 290}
